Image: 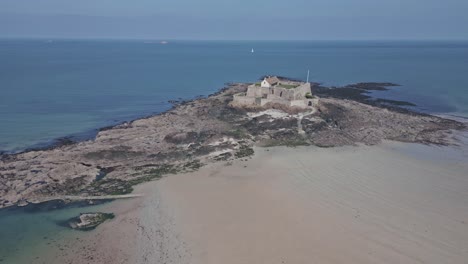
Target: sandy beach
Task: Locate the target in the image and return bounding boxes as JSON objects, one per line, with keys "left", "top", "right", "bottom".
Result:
{"left": 49, "top": 137, "right": 468, "bottom": 264}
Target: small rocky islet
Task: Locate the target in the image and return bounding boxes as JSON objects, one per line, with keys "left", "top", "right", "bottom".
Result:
{"left": 0, "top": 77, "right": 465, "bottom": 210}
{"left": 62, "top": 212, "right": 115, "bottom": 231}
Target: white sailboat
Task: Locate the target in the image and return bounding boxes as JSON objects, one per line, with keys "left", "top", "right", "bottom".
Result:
{"left": 251, "top": 48, "right": 254, "bottom": 53}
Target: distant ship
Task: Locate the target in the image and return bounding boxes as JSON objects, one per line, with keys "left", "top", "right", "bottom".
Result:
{"left": 160, "top": 41, "right": 169, "bottom": 45}
{"left": 251, "top": 48, "right": 254, "bottom": 53}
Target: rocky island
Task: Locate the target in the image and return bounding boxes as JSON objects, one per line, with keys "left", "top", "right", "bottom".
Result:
{"left": 0, "top": 77, "right": 465, "bottom": 209}
{"left": 63, "top": 212, "right": 115, "bottom": 231}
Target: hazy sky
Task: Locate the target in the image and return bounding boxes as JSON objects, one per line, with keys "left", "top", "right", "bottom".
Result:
{"left": 1, "top": 0, "right": 467, "bottom": 40}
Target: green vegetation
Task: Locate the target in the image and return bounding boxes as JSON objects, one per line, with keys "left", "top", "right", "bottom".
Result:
{"left": 235, "top": 145, "right": 254, "bottom": 158}
{"left": 283, "top": 139, "right": 310, "bottom": 147}
{"left": 88, "top": 161, "right": 205, "bottom": 196}
{"left": 183, "top": 160, "right": 204, "bottom": 171}
{"left": 261, "top": 138, "right": 310, "bottom": 148}
{"left": 225, "top": 128, "right": 250, "bottom": 139}
{"left": 84, "top": 148, "right": 144, "bottom": 160}
{"left": 89, "top": 178, "right": 133, "bottom": 195}
{"left": 305, "top": 92, "right": 314, "bottom": 99}
{"left": 255, "top": 83, "right": 261, "bottom": 87}
{"left": 214, "top": 152, "right": 232, "bottom": 161}
{"left": 127, "top": 163, "right": 182, "bottom": 188}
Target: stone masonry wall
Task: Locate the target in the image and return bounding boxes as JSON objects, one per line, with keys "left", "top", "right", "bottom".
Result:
{"left": 232, "top": 93, "right": 256, "bottom": 106}
{"left": 233, "top": 82, "right": 315, "bottom": 109}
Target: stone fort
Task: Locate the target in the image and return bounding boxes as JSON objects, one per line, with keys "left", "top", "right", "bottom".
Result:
{"left": 232, "top": 76, "right": 318, "bottom": 108}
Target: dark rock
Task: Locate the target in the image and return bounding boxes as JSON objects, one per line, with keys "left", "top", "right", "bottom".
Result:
{"left": 61, "top": 212, "right": 115, "bottom": 231}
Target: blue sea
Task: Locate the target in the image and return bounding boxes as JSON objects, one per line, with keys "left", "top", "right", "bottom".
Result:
{"left": 1, "top": 39, "right": 468, "bottom": 153}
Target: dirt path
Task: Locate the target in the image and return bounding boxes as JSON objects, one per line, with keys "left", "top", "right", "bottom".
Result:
{"left": 297, "top": 108, "right": 316, "bottom": 135}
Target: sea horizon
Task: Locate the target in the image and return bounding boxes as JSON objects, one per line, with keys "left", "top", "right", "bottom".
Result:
{"left": 2, "top": 36, "right": 468, "bottom": 41}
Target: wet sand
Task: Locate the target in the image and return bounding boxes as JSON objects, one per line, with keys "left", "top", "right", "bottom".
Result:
{"left": 54, "top": 140, "right": 468, "bottom": 264}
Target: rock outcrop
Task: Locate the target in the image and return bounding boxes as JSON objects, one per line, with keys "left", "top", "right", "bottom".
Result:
{"left": 64, "top": 212, "right": 115, "bottom": 231}
{"left": 0, "top": 81, "right": 465, "bottom": 209}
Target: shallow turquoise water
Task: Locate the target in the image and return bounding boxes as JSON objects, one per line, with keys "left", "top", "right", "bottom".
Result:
{"left": 1, "top": 40, "right": 468, "bottom": 152}
{"left": 0, "top": 203, "right": 112, "bottom": 264}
